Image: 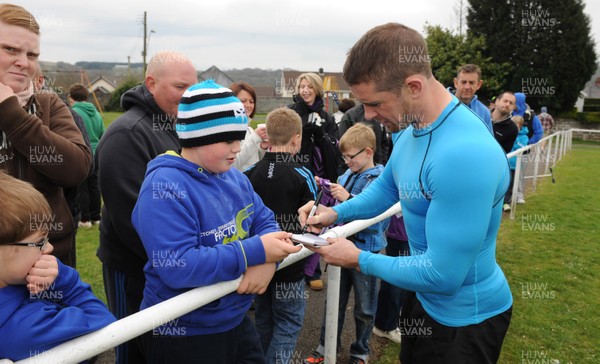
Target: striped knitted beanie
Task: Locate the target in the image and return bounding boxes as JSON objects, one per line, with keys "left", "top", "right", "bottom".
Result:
{"left": 176, "top": 80, "right": 248, "bottom": 147}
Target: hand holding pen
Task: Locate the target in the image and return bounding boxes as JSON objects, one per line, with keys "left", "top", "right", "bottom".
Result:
{"left": 299, "top": 189, "right": 340, "bottom": 234}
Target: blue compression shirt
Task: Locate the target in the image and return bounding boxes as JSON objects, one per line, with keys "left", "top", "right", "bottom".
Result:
{"left": 333, "top": 96, "right": 513, "bottom": 327}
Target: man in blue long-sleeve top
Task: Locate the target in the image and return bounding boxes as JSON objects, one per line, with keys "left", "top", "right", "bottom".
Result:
{"left": 300, "top": 23, "right": 513, "bottom": 364}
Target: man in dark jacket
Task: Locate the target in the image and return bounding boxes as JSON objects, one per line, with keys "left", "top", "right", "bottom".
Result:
{"left": 491, "top": 91, "right": 518, "bottom": 153}
{"left": 96, "top": 51, "right": 197, "bottom": 364}
{"left": 339, "top": 104, "right": 390, "bottom": 165}
{"left": 0, "top": 4, "right": 91, "bottom": 268}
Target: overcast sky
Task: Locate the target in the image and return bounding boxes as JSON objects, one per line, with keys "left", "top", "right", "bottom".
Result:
{"left": 15, "top": 0, "right": 600, "bottom": 72}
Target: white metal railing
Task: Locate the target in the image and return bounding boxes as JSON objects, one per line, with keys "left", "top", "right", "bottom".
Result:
{"left": 505, "top": 129, "right": 577, "bottom": 219}
{"left": 5, "top": 128, "right": 594, "bottom": 364}
{"left": 3, "top": 204, "right": 401, "bottom": 364}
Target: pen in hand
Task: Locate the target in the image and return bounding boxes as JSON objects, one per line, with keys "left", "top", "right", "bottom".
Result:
{"left": 302, "top": 189, "right": 324, "bottom": 235}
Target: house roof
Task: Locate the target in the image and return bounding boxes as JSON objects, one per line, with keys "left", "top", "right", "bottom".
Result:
{"left": 199, "top": 65, "right": 235, "bottom": 87}
{"left": 88, "top": 75, "right": 117, "bottom": 89}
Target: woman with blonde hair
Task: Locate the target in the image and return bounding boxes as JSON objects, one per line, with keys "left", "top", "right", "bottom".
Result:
{"left": 287, "top": 72, "right": 340, "bottom": 181}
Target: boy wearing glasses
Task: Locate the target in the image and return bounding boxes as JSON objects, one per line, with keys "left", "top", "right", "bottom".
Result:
{"left": 0, "top": 171, "right": 115, "bottom": 361}
{"left": 305, "top": 123, "right": 389, "bottom": 364}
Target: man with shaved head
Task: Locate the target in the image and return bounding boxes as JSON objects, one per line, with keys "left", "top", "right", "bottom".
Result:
{"left": 96, "top": 51, "right": 197, "bottom": 364}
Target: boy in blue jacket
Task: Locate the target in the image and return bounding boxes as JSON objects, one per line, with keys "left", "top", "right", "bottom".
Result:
{"left": 132, "top": 80, "right": 301, "bottom": 363}
{"left": 0, "top": 171, "right": 115, "bottom": 361}
{"left": 305, "top": 123, "right": 390, "bottom": 364}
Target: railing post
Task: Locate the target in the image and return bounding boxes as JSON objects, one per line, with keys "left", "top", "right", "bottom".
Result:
{"left": 553, "top": 133, "right": 561, "bottom": 167}
{"left": 324, "top": 265, "right": 341, "bottom": 364}
{"left": 544, "top": 137, "right": 553, "bottom": 175}
{"left": 532, "top": 144, "right": 541, "bottom": 192}
{"left": 510, "top": 153, "right": 523, "bottom": 220}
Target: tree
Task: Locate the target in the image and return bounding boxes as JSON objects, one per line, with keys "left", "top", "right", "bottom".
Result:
{"left": 467, "top": 0, "right": 597, "bottom": 111}
{"left": 425, "top": 25, "right": 511, "bottom": 102}
{"left": 105, "top": 78, "right": 142, "bottom": 112}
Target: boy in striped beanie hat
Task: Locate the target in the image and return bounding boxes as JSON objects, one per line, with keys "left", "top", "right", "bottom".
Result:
{"left": 176, "top": 79, "right": 248, "bottom": 148}
{"left": 131, "top": 80, "right": 301, "bottom": 362}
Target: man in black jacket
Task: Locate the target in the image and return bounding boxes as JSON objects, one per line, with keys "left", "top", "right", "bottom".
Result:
{"left": 491, "top": 91, "right": 518, "bottom": 153}
{"left": 96, "top": 51, "right": 197, "bottom": 364}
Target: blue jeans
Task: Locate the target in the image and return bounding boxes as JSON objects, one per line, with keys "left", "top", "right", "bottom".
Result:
{"left": 319, "top": 267, "right": 379, "bottom": 357}
{"left": 255, "top": 279, "right": 307, "bottom": 364}
{"left": 374, "top": 238, "right": 410, "bottom": 331}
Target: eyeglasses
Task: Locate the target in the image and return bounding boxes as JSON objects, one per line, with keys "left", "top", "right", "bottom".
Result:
{"left": 8, "top": 236, "right": 49, "bottom": 251}
{"left": 341, "top": 148, "right": 366, "bottom": 162}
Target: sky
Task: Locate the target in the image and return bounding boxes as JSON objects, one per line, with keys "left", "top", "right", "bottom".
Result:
{"left": 14, "top": 0, "right": 600, "bottom": 72}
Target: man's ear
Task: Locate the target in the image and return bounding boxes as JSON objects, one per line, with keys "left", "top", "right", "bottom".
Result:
{"left": 404, "top": 75, "right": 424, "bottom": 99}
{"left": 476, "top": 79, "right": 483, "bottom": 90}
{"left": 145, "top": 76, "right": 156, "bottom": 93}
{"left": 453, "top": 77, "right": 459, "bottom": 89}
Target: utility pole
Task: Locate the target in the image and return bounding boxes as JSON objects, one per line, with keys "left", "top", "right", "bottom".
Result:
{"left": 127, "top": 55, "right": 131, "bottom": 79}
{"left": 142, "top": 11, "right": 147, "bottom": 75}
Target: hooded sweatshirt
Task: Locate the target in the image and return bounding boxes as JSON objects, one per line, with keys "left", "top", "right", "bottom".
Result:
{"left": 96, "top": 84, "right": 180, "bottom": 278}
{"left": 513, "top": 93, "right": 543, "bottom": 144}
{"left": 132, "top": 152, "right": 279, "bottom": 335}
{"left": 0, "top": 261, "right": 115, "bottom": 361}
{"left": 492, "top": 114, "right": 519, "bottom": 154}
{"left": 509, "top": 126, "right": 530, "bottom": 170}
{"left": 71, "top": 101, "right": 105, "bottom": 153}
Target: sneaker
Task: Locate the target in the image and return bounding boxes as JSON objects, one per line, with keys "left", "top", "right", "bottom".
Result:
{"left": 304, "top": 351, "right": 324, "bottom": 364}
{"left": 372, "top": 326, "right": 401, "bottom": 344}
{"left": 517, "top": 198, "right": 526, "bottom": 204}
{"left": 349, "top": 357, "right": 366, "bottom": 364}
{"left": 309, "top": 279, "right": 324, "bottom": 291}
{"left": 503, "top": 203, "right": 511, "bottom": 212}
{"left": 92, "top": 220, "right": 101, "bottom": 226}
{"left": 78, "top": 221, "right": 92, "bottom": 229}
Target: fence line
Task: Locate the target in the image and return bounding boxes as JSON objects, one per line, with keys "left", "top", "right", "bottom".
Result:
{"left": 4, "top": 205, "right": 401, "bottom": 364}
{"left": 5, "top": 129, "right": 595, "bottom": 364}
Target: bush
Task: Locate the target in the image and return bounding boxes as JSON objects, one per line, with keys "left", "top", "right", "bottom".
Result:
{"left": 105, "top": 78, "right": 142, "bottom": 112}
{"left": 558, "top": 110, "right": 600, "bottom": 123}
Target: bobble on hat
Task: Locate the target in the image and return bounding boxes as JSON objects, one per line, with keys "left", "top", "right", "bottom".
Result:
{"left": 176, "top": 80, "right": 248, "bottom": 148}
